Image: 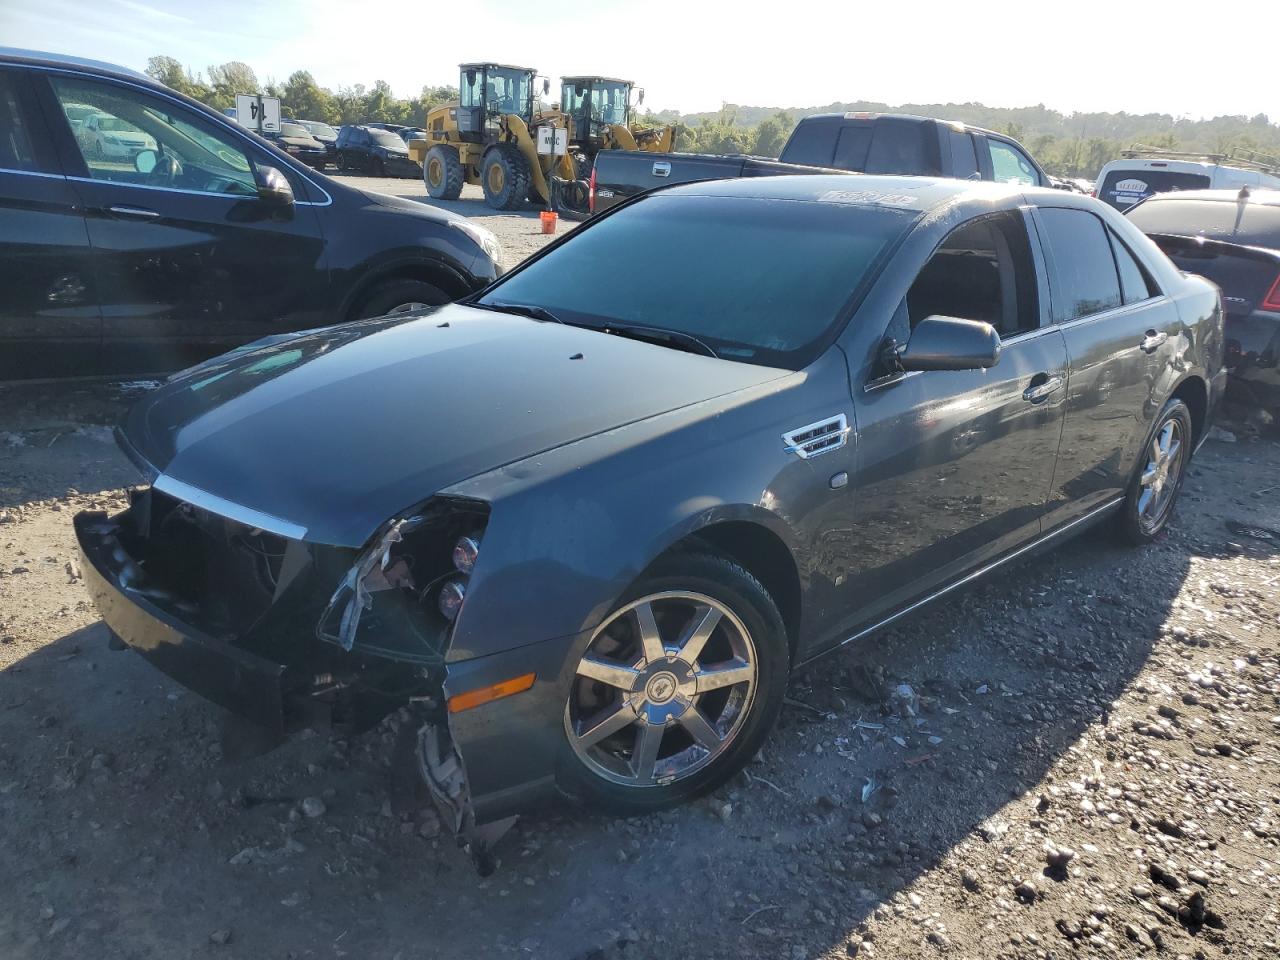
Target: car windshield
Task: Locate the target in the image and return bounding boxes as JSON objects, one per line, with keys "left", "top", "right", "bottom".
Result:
{"left": 369, "top": 128, "right": 405, "bottom": 148}
{"left": 303, "top": 122, "right": 336, "bottom": 137}
{"left": 96, "top": 116, "right": 134, "bottom": 132}
{"left": 477, "top": 194, "right": 915, "bottom": 368}
{"left": 1127, "top": 197, "right": 1280, "bottom": 249}
{"left": 279, "top": 122, "right": 310, "bottom": 138}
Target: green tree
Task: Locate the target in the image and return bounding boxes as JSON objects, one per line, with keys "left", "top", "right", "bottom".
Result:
{"left": 206, "top": 61, "right": 259, "bottom": 110}
{"left": 282, "top": 70, "right": 337, "bottom": 124}
{"left": 144, "top": 55, "right": 211, "bottom": 102}
{"left": 752, "top": 111, "right": 794, "bottom": 157}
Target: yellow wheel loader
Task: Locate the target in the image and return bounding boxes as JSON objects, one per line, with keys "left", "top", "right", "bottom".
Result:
{"left": 553, "top": 76, "right": 675, "bottom": 217}
{"left": 410, "top": 63, "right": 568, "bottom": 211}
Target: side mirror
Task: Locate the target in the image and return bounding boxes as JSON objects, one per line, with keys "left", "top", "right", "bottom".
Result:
{"left": 542, "top": 77, "right": 551, "bottom": 96}
{"left": 255, "top": 165, "right": 295, "bottom": 208}
{"left": 134, "top": 149, "right": 157, "bottom": 175}
{"left": 898, "top": 315, "right": 1001, "bottom": 372}
{"left": 637, "top": 88, "right": 645, "bottom": 106}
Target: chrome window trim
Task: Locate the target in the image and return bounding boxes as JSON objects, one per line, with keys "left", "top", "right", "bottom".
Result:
{"left": 152, "top": 474, "right": 309, "bottom": 541}
{"left": 0, "top": 166, "right": 66, "bottom": 180}
{"left": 1054, "top": 295, "right": 1170, "bottom": 332}
{"left": 11, "top": 60, "right": 333, "bottom": 206}
{"left": 797, "top": 495, "right": 1125, "bottom": 667}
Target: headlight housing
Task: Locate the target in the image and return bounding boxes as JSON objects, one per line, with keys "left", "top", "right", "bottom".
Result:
{"left": 449, "top": 219, "right": 503, "bottom": 265}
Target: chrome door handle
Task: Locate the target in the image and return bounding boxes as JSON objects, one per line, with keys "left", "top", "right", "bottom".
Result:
{"left": 108, "top": 205, "right": 160, "bottom": 220}
{"left": 1140, "top": 330, "right": 1168, "bottom": 352}
{"left": 651, "top": 161, "right": 671, "bottom": 178}
{"left": 1023, "top": 376, "right": 1063, "bottom": 403}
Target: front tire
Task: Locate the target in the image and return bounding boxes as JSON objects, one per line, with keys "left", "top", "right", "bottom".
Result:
{"left": 424, "top": 145, "right": 464, "bottom": 199}
{"left": 481, "top": 144, "right": 531, "bottom": 211}
{"left": 1115, "top": 398, "right": 1192, "bottom": 545}
{"left": 351, "top": 279, "right": 447, "bottom": 320}
{"left": 557, "top": 552, "right": 789, "bottom": 816}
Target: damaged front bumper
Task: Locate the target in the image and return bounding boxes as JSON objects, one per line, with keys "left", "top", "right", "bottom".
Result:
{"left": 75, "top": 495, "right": 574, "bottom": 866}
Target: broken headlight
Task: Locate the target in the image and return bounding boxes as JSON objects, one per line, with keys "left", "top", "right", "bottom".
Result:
{"left": 317, "top": 499, "right": 488, "bottom": 659}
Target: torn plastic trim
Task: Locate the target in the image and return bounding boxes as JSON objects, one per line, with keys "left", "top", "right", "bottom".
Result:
{"left": 317, "top": 515, "right": 425, "bottom": 651}
{"left": 416, "top": 709, "right": 514, "bottom": 875}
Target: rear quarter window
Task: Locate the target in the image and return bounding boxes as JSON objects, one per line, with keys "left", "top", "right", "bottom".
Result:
{"left": 780, "top": 120, "right": 838, "bottom": 166}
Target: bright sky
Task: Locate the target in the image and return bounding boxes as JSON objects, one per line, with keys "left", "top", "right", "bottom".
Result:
{"left": 2, "top": 0, "right": 1276, "bottom": 120}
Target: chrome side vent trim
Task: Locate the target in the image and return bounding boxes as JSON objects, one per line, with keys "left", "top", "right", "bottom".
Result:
{"left": 782, "top": 414, "right": 850, "bottom": 459}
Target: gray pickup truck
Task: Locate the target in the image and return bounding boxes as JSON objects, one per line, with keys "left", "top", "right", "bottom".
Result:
{"left": 591, "top": 113, "right": 1054, "bottom": 213}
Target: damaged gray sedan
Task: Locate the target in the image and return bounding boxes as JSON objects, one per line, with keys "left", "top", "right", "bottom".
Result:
{"left": 77, "top": 175, "right": 1224, "bottom": 867}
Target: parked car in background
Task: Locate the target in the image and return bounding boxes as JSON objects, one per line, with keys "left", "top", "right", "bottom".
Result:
{"left": 1096, "top": 151, "right": 1280, "bottom": 211}
{"left": 75, "top": 175, "right": 1222, "bottom": 866}
{"left": 336, "top": 123, "right": 421, "bottom": 177}
{"left": 262, "top": 120, "right": 328, "bottom": 169}
{"left": 0, "top": 48, "right": 502, "bottom": 380}
{"left": 295, "top": 119, "right": 338, "bottom": 166}
{"left": 592, "top": 113, "right": 1053, "bottom": 213}
{"left": 79, "top": 110, "right": 156, "bottom": 160}
{"left": 1127, "top": 188, "right": 1280, "bottom": 423}
{"left": 367, "top": 122, "right": 409, "bottom": 135}
{"left": 399, "top": 126, "right": 426, "bottom": 144}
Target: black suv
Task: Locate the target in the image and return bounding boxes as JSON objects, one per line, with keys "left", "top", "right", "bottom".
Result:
{"left": 336, "top": 124, "right": 421, "bottom": 178}
{"left": 0, "top": 48, "right": 502, "bottom": 379}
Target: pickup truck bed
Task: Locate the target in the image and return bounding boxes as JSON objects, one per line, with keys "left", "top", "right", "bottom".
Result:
{"left": 592, "top": 152, "right": 847, "bottom": 212}
{"left": 591, "top": 113, "right": 1054, "bottom": 214}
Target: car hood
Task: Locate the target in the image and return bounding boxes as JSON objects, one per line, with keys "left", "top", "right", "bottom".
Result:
{"left": 358, "top": 188, "right": 461, "bottom": 223}
{"left": 121, "top": 305, "right": 789, "bottom": 546}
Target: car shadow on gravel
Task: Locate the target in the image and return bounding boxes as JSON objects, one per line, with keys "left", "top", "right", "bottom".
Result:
{"left": 0, "top": 507, "right": 1207, "bottom": 960}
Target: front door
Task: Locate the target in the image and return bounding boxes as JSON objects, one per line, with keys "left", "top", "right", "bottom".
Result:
{"left": 0, "top": 67, "right": 100, "bottom": 380}
{"left": 840, "top": 211, "right": 1069, "bottom": 636}
{"left": 37, "top": 72, "right": 328, "bottom": 376}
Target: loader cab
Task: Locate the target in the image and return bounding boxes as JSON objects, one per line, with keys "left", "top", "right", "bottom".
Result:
{"left": 560, "top": 76, "right": 634, "bottom": 146}
{"left": 458, "top": 62, "right": 538, "bottom": 142}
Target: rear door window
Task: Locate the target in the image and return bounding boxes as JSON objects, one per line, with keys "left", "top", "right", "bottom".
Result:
{"left": 948, "top": 130, "right": 980, "bottom": 180}
{"left": 1098, "top": 169, "right": 1211, "bottom": 210}
{"left": 864, "top": 118, "right": 941, "bottom": 175}
{"left": 1036, "top": 208, "right": 1123, "bottom": 321}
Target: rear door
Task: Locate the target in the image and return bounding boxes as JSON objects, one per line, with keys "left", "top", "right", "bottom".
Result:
{"left": 0, "top": 66, "right": 100, "bottom": 379}
{"left": 1034, "top": 206, "right": 1178, "bottom": 529}
{"left": 36, "top": 71, "right": 328, "bottom": 375}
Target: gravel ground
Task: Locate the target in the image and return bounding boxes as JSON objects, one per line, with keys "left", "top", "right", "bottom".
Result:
{"left": 332, "top": 171, "right": 577, "bottom": 269}
{"left": 0, "top": 196, "right": 1277, "bottom": 957}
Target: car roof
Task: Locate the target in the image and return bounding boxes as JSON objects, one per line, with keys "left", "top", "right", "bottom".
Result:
{"left": 561, "top": 76, "right": 632, "bottom": 85}
{"left": 663, "top": 174, "right": 1039, "bottom": 213}
{"left": 460, "top": 62, "right": 535, "bottom": 73}
{"left": 1139, "top": 188, "right": 1280, "bottom": 206}
{"left": 0, "top": 46, "right": 150, "bottom": 82}
{"left": 800, "top": 112, "right": 1005, "bottom": 139}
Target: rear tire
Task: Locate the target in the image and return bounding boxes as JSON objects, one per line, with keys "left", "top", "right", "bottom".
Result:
{"left": 424, "top": 145, "right": 464, "bottom": 200}
{"left": 351, "top": 279, "right": 448, "bottom": 320}
{"left": 557, "top": 552, "right": 789, "bottom": 817}
{"left": 1115, "top": 398, "right": 1193, "bottom": 546}
{"left": 481, "top": 144, "right": 531, "bottom": 211}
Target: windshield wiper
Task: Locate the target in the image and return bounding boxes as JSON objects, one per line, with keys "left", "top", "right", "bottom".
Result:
{"left": 472, "top": 301, "right": 565, "bottom": 324}
{"left": 600, "top": 324, "right": 720, "bottom": 359}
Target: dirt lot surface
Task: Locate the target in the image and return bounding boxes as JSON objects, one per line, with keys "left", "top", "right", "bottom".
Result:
{"left": 0, "top": 190, "right": 1277, "bottom": 958}
{"left": 332, "top": 172, "right": 577, "bottom": 269}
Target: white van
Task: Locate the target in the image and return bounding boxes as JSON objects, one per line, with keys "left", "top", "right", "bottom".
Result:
{"left": 1096, "top": 153, "right": 1280, "bottom": 211}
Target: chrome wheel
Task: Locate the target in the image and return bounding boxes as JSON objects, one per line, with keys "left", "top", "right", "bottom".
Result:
{"left": 1137, "top": 417, "right": 1184, "bottom": 532}
{"left": 565, "top": 591, "right": 758, "bottom": 788}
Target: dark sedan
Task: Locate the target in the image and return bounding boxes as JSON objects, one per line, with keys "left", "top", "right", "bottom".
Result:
{"left": 0, "top": 48, "right": 502, "bottom": 379}
{"left": 76, "top": 176, "right": 1223, "bottom": 869}
{"left": 262, "top": 121, "right": 328, "bottom": 169}
{"left": 1126, "top": 188, "right": 1280, "bottom": 425}
{"left": 295, "top": 119, "right": 338, "bottom": 166}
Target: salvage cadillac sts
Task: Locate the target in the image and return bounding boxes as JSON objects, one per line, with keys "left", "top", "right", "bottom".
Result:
{"left": 76, "top": 176, "right": 1225, "bottom": 866}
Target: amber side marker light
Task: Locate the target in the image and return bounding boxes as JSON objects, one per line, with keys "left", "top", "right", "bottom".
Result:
{"left": 447, "top": 673, "right": 536, "bottom": 714}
